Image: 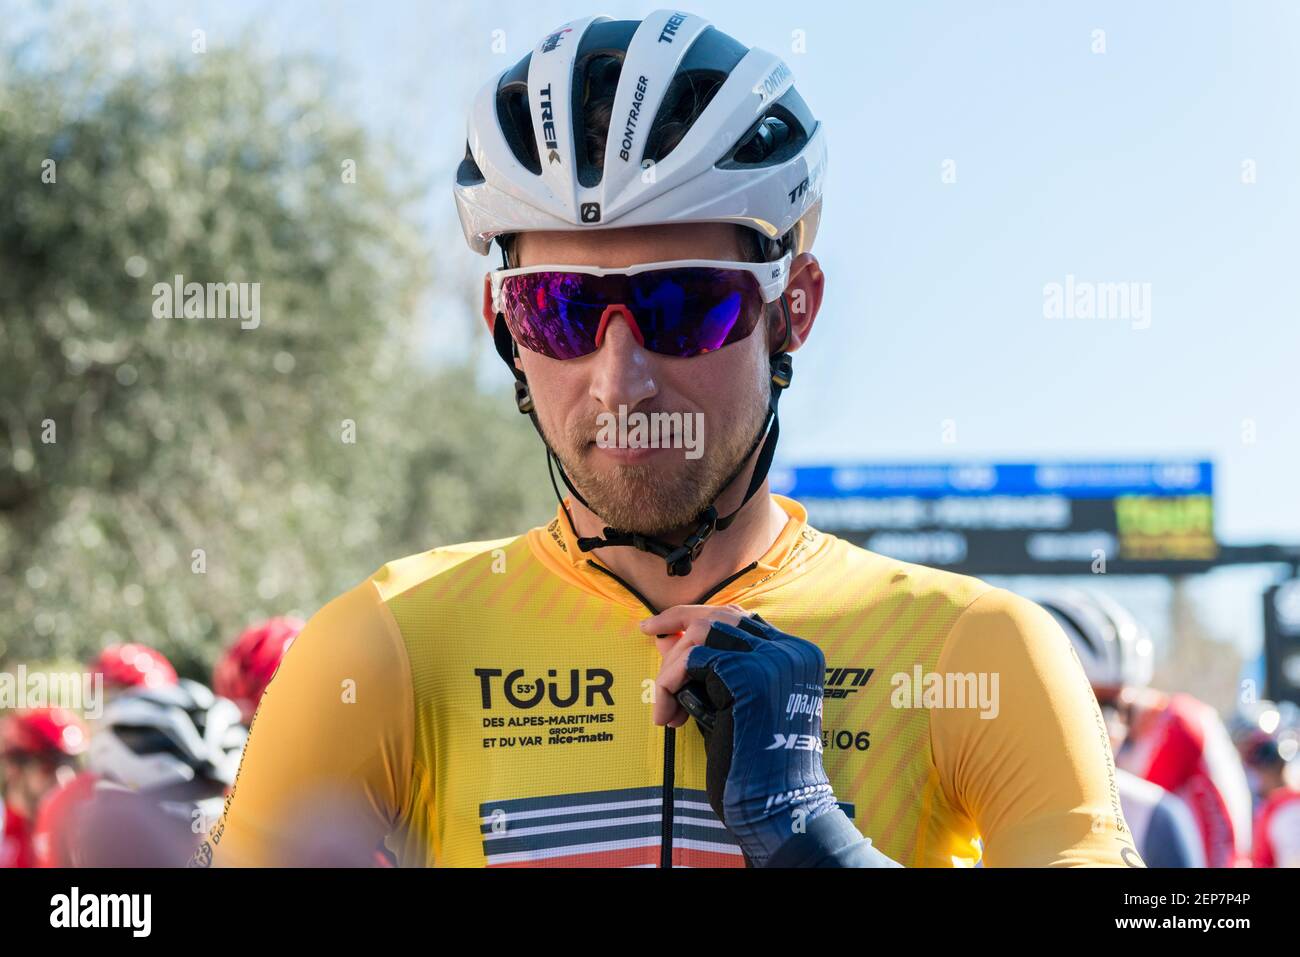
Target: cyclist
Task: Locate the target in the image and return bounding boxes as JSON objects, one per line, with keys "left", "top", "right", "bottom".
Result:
{"left": 213, "top": 617, "right": 304, "bottom": 725}
{"left": 195, "top": 11, "right": 1138, "bottom": 868}
{"left": 1232, "top": 700, "right": 1298, "bottom": 808}
{"left": 1037, "top": 591, "right": 1204, "bottom": 867}
{"left": 1119, "top": 681, "right": 1254, "bottom": 867}
{"left": 1240, "top": 715, "right": 1300, "bottom": 867}
{"left": 42, "top": 679, "right": 247, "bottom": 867}
{"left": 0, "top": 708, "right": 87, "bottom": 867}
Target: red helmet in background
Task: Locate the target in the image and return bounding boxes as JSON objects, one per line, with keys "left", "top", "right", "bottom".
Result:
{"left": 2, "top": 708, "right": 88, "bottom": 760}
{"left": 91, "top": 644, "right": 178, "bottom": 692}
{"left": 214, "top": 617, "right": 304, "bottom": 724}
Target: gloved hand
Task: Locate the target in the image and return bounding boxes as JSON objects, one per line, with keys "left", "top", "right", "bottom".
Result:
{"left": 682, "top": 613, "right": 900, "bottom": 868}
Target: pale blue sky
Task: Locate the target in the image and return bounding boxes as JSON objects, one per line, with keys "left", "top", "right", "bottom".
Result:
{"left": 19, "top": 1, "right": 1300, "bottom": 667}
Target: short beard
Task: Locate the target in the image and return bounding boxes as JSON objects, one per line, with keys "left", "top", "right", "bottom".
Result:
{"left": 544, "top": 360, "right": 771, "bottom": 538}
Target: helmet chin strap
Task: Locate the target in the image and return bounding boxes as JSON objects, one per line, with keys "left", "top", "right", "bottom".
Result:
{"left": 492, "top": 299, "right": 794, "bottom": 578}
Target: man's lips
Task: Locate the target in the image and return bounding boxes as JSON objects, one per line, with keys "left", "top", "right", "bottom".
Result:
{"left": 586, "top": 440, "right": 674, "bottom": 464}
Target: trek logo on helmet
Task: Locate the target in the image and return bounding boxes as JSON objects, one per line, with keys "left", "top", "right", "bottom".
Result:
{"left": 537, "top": 83, "right": 561, "bottom": 164}
{"left": 580, "top": 202, "right": 601, "bottom": 223}
{"left": 540, "top": 27, "right": 572, "bottom": 53}
{"left": 658, "top": 12, "right": 688, "bottom": 44}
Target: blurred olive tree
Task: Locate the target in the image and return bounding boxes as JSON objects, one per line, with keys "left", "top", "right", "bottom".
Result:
{"left": 0, "top": 28, "right": 550, "bottom": 676}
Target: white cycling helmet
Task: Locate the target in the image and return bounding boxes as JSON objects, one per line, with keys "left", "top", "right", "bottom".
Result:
{"left": 88, "top": 678, "right": 247, "bottom": 793}
{"left": 1038, "top": 590, "right": 1155, "bottom": 692}
{"left": 454, "top": 9, "right": 826, "bottom": 259}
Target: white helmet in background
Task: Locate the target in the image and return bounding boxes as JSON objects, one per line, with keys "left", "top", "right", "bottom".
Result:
{"left": 453, "top": 9, "right": 826, "bottom": 259}
{"left": 1037, "top": 590, "right": 1155, "bottom": 692}
{"left": 88, "top": 678, "right": 246, "bottom": 793}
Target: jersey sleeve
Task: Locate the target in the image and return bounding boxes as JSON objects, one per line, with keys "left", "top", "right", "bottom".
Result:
{"left": 191, "top": 576, "right": 415, "bottom": 867}
{"left": 930, "top": 588, "right": 1143, "bottom": 867}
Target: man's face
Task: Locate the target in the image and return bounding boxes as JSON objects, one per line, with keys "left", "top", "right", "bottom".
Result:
{"left": 512, "top": 224, "right": 777, "bottom": 535}
{"left": 1, "top": 753, "right": 59, "bottom": 817}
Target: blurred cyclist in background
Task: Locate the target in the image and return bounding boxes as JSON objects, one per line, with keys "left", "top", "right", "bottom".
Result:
{"left": 91, "top": 643, "right": 178, "bottom": 704}
{"left": 0, "top": 708, "right": 87, "bottom": 867}
{"left": 20, "top": 643, "right": 179, "bottom": 866}
{"left": 1038, "top": 591, "right": 1205, "bottom": 868}
{"left": 1113, "top": 628, "right": 1254, "bottom": 867}
{"left": 1233, "top": 700, "right": 1299, "bottom": 807}
{"left": 37, "top": 679, "right": 245, "bottom": 867}
{"left": 213, "top": 617, "right": 303, "bottom": 726}
{"left": 1236, "top": 705, "right": 1300, "bottom": 868}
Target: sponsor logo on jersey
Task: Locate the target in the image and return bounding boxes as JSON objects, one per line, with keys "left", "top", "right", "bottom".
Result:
{"left": 784, "top": 691, "right": 824, "bottom": 722}
{"left": 763, "top": 782, "right": 835, "bottom": 813}
{"left": 658, "top": 13, "right": 688, "bottom": 44}
{"left": 545, "top": 517, "right": 568, "bottom": 552}
{"left": 618, "top": 74, "right": 650, "bottom": 162}
{"left": 537, "top": 83, "right": 561, "bottom": 164}
{"left": 824, "top": 665, "right": 874, "bottom": 698}
{"left": 765, "top": 732, "right": 823, "bottom": 752}
{"left": 540, "top": 27, "right": 572, "bottom": 53}
{"left": 474, "top": 667, "right": 613, "bottom": 709}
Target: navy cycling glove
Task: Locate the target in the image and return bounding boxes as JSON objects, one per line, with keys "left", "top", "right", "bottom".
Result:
{"left": 685, "top": 614, "right": 900, "bottom": 868}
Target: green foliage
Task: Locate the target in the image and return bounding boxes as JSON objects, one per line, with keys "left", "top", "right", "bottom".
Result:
{"left": 0, "top": 30, "right": 550, "bottom": 676}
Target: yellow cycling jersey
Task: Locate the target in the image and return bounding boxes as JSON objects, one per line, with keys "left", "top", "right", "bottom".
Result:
{"left": 193, "top": 495, "right": 1142, "bottom": 868}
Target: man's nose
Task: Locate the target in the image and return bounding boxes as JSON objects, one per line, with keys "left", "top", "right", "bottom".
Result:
{"left": 588, "top": 305, "right": 657, "bottom": 410}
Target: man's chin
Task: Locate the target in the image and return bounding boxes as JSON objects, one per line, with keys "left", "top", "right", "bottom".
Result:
{"left": 563, "top": 448, "right": 708, "bottom": 535}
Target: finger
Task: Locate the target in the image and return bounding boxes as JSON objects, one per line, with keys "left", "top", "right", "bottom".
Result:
{"left": 652, "top": 677, "right": 686, "bottom": 727}
{"left": 653, "top": 633, "right": 708, "bottom": 725}
{"left": 641, "top": 604, "right": 746, "bottom": 636}
{"left": 655, "top": 617, "right": 719, "bottom": 658}
{"left": 653, "top": 630, "right": 685, "bottom": 659}
{"left": 651, "top": 611, "right": 737, "bottom": 661}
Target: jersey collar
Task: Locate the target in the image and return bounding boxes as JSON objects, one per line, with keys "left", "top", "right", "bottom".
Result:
{"left": 526, "top": 494, "right": 830, "bottom": 608}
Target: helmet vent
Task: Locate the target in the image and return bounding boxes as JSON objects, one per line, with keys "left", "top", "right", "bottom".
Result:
{"left": 497, "top": 85, "right": 541, "bottom": 175}
{"left": 456, "top": 141, "right": 485, "bottom": 186}
{"left": 575, "top": 53, "right": 624, "bottom": 187}
{"left": 645, "top": 70, "right": 726, "bottom": 165}
{"left": 718, "top": 89, "right": 814, "bottom": 170}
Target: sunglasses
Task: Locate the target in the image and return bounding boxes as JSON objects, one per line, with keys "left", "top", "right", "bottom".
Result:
{"left": 485, "top": 254, "right": 791, "bottom": 360}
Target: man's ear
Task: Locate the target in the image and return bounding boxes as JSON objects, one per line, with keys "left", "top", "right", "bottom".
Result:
{"left": 768, "top": 252, "right": 824, "bottom": 353}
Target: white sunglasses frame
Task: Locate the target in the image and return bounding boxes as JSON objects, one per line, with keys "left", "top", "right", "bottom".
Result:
{"left": 488, "top": 252, "right": 792, "bottom": 316}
